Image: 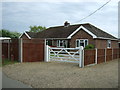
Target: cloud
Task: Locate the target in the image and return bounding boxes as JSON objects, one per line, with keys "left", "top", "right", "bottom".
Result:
{"left": 0, "top": 2, "right": 2, "bottom": 30}
{"left": 2, "top": 1, "right": 118, "bottom": 37}
{"left": 2, "top": 0, "right": 119, "bottom": 2}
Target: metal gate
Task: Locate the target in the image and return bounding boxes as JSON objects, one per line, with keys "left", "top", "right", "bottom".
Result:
{"left": 45, "top": 45, "right": 84, "bottom": 68}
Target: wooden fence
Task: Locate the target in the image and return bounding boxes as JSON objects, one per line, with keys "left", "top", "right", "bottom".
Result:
{"left": 2, "top": 38, "right": 120, "bottom": 66}
{"left": 84, "top": 48, "right": 120, "bottom": 66}
{"left": 21, "top": 38, "right": 45, "bottom": 62}
{"left": 2, "top": 38, "right": 45, "bottom": 62}
{"left": 2, "top": 39, "right": 19, "bottom": 61}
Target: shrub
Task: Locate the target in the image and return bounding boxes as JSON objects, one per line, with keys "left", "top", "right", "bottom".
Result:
{"left": 84, "top": 44, "right": 94, "bottom": 49}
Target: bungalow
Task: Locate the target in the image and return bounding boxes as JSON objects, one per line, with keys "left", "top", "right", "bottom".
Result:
{"left": 20, "top": 22, "right": 119, "bottom": 49}
{"left": 118, "top": 39, "right": 120, "bottom": 48}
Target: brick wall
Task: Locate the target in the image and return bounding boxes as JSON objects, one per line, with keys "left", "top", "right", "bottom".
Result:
{"left": 95, "top": 39, "right": 119, "bottom": 49}
{"left": 111, "top": 40, "right": 119, "bottom": 48}
{"left": 21, "top": 34, "right": 29, "bottom": 39}
{"left": 70, "top": 29, "right": 119, "bottom": 49}
{"left": 95, "top": 39, "right": 107, "bottom": 49}
{"left": 70, "top": 29, "right": 95, "bottom": 48}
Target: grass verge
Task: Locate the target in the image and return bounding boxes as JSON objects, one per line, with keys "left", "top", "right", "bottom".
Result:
{"left": 2, "top": 59, "right": 18, "bottom": 66}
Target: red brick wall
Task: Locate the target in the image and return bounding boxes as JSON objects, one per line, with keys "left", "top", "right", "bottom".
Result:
{"left": 70, "top": 29, "right": 95, "bottom": 48}
{"left": 95, "top": 39, "right": 119, "bottom": 49}
{"left": 95, "top": 39, "right": 107, "bottom": 49}
{"left": 22, "top": 39, "right": 44, "bottom": 62}
{"left": 111, "top": 40, "right": 119, "bottom": 48}
{"left": 70, "top": 29, "right": 119, "bottom": 49}
{"left": 21, "top": 34, "right": 29, "bottom": 39}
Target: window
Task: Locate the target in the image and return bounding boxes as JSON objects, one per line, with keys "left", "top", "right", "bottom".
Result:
{"left": 76, "top": 39, "right": 88, "bottom": 48}
{"left": 107, "top": 40, "right": 111, "bottom": 48}
{"left": 46, "top": 40, "right": 52, "bottom": 46}
{"left": 57, "top": 40, "right": 67, "bottom": 47}
{"left": 76, "top": 40, "right": 79, "bottom": 47}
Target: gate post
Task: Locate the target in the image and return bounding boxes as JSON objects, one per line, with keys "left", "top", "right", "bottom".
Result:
{"left": 45, "top": 45, "right": 49, "bottom": 62}
{"left": 19, "top": 38, "right": 23, "bottom": 63}
{"left": 95, "top": 48, "right": 98, "bottom": 64}
{"left": 79, "top": 46, "right": 84, "bottom": 68}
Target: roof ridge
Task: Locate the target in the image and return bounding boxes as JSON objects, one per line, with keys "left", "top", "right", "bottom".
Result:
{"left": 49, "top": 23, "right": 89, "bottom": 28}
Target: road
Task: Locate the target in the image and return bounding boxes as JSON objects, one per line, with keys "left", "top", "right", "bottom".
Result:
{"left": 0, "top": 67, "right": 32, "bottom": 88}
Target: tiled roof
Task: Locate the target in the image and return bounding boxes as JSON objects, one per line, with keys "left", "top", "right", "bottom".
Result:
{"left": 25, "top": 32, "right": 37, "bottom": 38}
{"left": 34, "top": 23, "right": 117, "bottom": 39}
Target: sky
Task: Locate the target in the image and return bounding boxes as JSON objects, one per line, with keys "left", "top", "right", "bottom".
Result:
{"left": 1, "top": 0, "right": 119, "bottom": 38}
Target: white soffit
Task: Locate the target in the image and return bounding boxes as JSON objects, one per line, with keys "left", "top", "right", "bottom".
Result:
{"left": 67, "top": 25, "right": 97, "bottom": 39}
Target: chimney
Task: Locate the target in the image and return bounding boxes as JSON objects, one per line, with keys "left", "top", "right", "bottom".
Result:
{"left": 64, "top": 21, "right": 70, "bottom": 27}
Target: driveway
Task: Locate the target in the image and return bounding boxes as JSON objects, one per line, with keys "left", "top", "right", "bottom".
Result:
{"left": 3, "top": 59, "right": 119, "bottom": 88}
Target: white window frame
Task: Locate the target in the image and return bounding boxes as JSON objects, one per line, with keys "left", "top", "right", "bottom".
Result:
{"left": 107, "top": 40, "right": 111, "bottom": 48}
{"left": 57, "top": 40, "right": 67, "bottom": 47}
{"left": 76, "top": 39, "right": 88, "bottom": 48}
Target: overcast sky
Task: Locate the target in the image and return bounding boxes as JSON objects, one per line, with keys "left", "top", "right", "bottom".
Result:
{"left": 1, "top": 0, "right": 119, "bottom": 38}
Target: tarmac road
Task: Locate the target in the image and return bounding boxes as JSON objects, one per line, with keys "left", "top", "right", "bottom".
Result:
{"left": 1, "top": 67, "right": 32, "bottom": 88}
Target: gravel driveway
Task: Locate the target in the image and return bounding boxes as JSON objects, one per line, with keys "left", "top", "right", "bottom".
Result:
{"left": 3, "top": 59, "right": 119, "bottom": 88}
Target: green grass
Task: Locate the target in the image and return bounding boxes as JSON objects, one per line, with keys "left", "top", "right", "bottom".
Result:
{"left": 1, "top": 59, "right": 18, "bottom": 66}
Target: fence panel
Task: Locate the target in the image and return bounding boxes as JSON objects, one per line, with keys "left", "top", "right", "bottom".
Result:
{"left": 97, "top": 49, "right": 105, "bottom": 64}
{"left": 2, "top": 39, "right": 19, "bottom": 61}
{"left": 119, "top": 49, "right": 120, "bottom": 58}
{"left": 2, "top": 43, "right": 8, "bottom": 59}
{"left": 10, "top": 39, "right": 19, "bottom": 60}
{"left": 113, "top": 48, "right": 119, "bottom": 59}
{"left": 106, "top": 49, "right": 112, "bottom": 61}
{"left": 22, "top": 39, "right": 44, "bottom": 62}
{"left": 84, "top": 49, "right": 95, "bottom": 65}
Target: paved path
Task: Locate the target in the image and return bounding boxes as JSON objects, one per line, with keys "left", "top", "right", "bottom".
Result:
{"left": 2, "top": 71, "right": 32, "bottom": 88}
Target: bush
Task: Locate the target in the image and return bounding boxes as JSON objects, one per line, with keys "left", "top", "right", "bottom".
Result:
{"left": 84, "top": 44, "right": 94, "bottom": 49}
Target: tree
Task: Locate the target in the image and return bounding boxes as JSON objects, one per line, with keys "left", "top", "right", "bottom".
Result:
{"left": 0, "top": 29, "right": 21, "bottom": 38}
{"left": 29, "top": 25, "right": 46, "bottom": 33}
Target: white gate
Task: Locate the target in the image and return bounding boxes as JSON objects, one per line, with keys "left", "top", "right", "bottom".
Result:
{"left": 45, "top": 45, "right": 84, "bottom": 68}
{"left": 45, "top": 45, "right": 84, "bottom": 67}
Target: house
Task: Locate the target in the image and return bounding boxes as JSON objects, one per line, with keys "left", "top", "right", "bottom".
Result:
{"left": 20, "top": 22, "right": 119, "bottom": 49}
{"left": 118, "top": 39, "right": 120, "bottom": 48}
